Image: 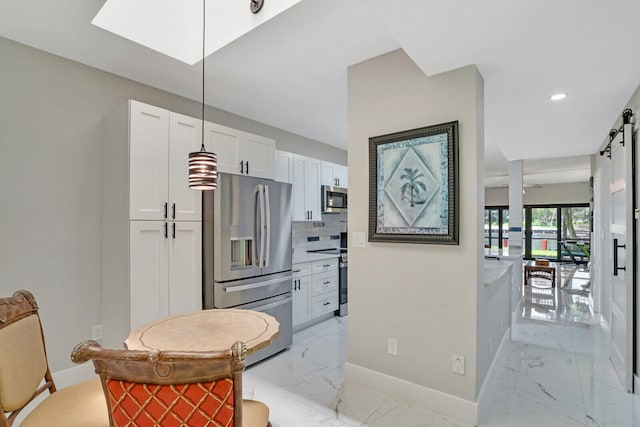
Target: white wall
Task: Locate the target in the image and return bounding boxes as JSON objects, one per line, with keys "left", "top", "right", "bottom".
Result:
{"left": 0, "top": 36, "right": 344, "bottom": 372}
{"left": 346, "top": 49, "right": 484, "bottom": 419}
{"left": 485, "top": 182, "right": 590, "bottom": 206}
{"left": 592, "top": 82, "right": 640, "bottom": 373}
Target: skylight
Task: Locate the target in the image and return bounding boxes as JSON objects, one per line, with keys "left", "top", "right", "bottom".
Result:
{"left": 92, "top": 0, "right": 302, "bottom": 65}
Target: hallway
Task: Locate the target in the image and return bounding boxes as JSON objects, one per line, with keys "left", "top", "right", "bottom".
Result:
{"left": 243, "top": 267, "right": 640, "bottom": 426}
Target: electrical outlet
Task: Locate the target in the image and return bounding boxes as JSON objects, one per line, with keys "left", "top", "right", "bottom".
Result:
{"left": 92, "top": 324, "right": 103, "bottom": 341}
{"left": 452, "top": 354, "right": 465, "bottom": 375}
{"left": 387, "top": 338, "right": 398, "bottom": 356}
{"left": 352, "top": 232, "right": 366, "bottom": 248}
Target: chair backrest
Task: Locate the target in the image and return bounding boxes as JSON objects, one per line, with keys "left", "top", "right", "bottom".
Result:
{"left": 72, "top": 340, "right": 247, "bottom": 427}
{"left": 0, "top": 290, "right": 56, "bottom": 427}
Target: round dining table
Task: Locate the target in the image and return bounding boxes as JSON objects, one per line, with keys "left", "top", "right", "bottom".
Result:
{"left": 124, "top": 308, "right": 280, "bottom": 354}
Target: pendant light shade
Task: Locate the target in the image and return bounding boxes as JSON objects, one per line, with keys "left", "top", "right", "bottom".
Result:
{"left": 189, "top": 149, "right": 218, "bottom": 190}
{"left": 189, "top": 0, "right": 218, "bottom": 190}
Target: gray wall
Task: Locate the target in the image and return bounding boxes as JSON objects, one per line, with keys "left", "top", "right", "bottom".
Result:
{"left": 347, "top": 49, "right": 484, "bottom": 404}
{"left": 485, "top": 182, "right": 590, "bottom": 206}
{"left": 0, "top": 36, "right": 344, "bottom": 371}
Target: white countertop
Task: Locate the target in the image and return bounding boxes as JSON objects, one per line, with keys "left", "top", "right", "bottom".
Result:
{"left": 293, "top": 251, "right": 341, "bottom": 264}
{"left": 484, "top": 259, "right": 512, "bottom": 285}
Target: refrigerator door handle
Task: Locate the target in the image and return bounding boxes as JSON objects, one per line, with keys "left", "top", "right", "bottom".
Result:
{"left": 264, "top": 184, "right": 271, "bottom": 268}
{"left": 258, "top": 184, "right": 266, "bottom": 267}
{"left": 253, "top": 184, "right": 261, "bottom": 267}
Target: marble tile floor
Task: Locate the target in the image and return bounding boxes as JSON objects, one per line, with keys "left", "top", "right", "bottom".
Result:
{"left": 244, "top": 289, "right": 640, "bottom": 426}
{"left": 521, "top": 263, "right": 593, "bottom": 326}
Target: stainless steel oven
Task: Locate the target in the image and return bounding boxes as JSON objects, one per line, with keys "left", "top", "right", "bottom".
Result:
{"left": 322, "top": 185, "right": 347, "bottom": 214}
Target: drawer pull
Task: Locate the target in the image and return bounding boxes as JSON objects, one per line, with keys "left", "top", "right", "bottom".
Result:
{"left": 323, "top": 264, "right": 331, "bottom": 267}
{"left": 323, "top": 302, "right": 331, "bottom": 306}
{"left": 292, "top": 269, "right": 301, "bottom": 273}
{"left": 323, "top": 281, "right": 331, "bottom": 284}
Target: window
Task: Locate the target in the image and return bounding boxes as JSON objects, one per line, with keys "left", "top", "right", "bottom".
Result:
{"left": 484, "top": 207, "right": 509, "bottom": 250}
{"left": 484, "top": 203, "right": 590, "bottom": 263}
{"left": 524, "top": 204, "right": 590, "bottom": 262}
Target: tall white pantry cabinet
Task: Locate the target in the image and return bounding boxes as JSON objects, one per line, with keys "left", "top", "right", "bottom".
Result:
{"left": 101, "top": 100, "right": 202, "bottom": 348}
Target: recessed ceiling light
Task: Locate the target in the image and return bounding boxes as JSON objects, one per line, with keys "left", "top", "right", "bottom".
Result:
{"left": 550, "top": 93, "right": 567, "bottom": 101}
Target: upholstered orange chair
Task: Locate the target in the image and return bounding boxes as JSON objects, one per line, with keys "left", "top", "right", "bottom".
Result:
{"left": 0, "top": 290, "right": 109, "bottom": 427}
{"left": 71, "top": 340, "right": 271, "bottom": 427}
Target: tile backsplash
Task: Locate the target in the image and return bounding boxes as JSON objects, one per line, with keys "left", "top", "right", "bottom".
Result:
{"left": 292, "top": 213, "right": 347, "bottom": 253}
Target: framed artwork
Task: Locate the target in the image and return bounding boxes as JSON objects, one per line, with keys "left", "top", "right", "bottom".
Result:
{"left": 369, "top": 121, "right": 459, "bottom": 244}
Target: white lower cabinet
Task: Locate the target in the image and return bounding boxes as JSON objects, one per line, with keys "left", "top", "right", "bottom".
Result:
{"left": 129, "top": 221, "right": 202, "bottom": 331}
{"left": 292, "top": 258, "right": 338, "bottom": 330}
{"left": 129, "top": 221, "right": 169, "bottom": 330}
{"left": 292, "top": 266, "right": 311, "bottom": 326}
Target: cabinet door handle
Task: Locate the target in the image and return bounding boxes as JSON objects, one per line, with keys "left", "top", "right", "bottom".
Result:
{"left": 337, "top": 178, "right": 340, "bottom": 186}
{"left": 323, "top": 264, "right": 331, "bottom": 268}
{"left": 246, "top": 161, "right": 249, "bottom": 175}
{"left": 172, "top": 223, "right": 176, "bottom": 239}
{"left": 323, "top": 302, "right": 331, "bottom": 306}
{"left": 164, "top": 222, "right": 168, "bottom": 239}
{"left": 240, "top": 160, "right": 244, "bottom": 174}
{"left": 172, "top": 203, "right": 176, "bottom": 219}
{"left": 164, "top": 202, "right": 168, "bottom": 219}
{"left": 323, "top": 281, "right": 330, "bottom": 284}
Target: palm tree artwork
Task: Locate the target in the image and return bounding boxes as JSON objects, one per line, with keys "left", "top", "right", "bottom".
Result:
{"left": 400, "top": 168, "right": 427, "bottom": 207}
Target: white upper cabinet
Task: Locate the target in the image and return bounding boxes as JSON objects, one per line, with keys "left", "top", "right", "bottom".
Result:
{"left": 243, "top": 131, "right": 275, "bottom": 179}
{"left": 129, "top": 101, "right": 170, "bottom": 220}
{"left": 128, "top": 101, "right": 202, "bottom": 221}
{"left": 321, "top": 160, "right": 348, "bottom": 188}
{"left": 274, "top": 150, "right": 294, "bottom": 183}
{"left": 292, "top": 154, "right": 321, "bottom": 221}
{"left": 204, "top": 122, "right": 275, "bottom": 179}
{"left": 204, "top": 122, "right": 242, "bottom": 176}
{"left": 168, "top": 113, "right": 203, "bottom": 221}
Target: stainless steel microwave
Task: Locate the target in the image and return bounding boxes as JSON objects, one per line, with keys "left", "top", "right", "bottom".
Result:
{"left": 322, "top": 185, "right": 347, "bottom": 213}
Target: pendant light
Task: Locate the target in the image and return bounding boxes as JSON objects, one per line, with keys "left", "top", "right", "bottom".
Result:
{"left": 189, "top": 0, "right": 217, "bottom": 190}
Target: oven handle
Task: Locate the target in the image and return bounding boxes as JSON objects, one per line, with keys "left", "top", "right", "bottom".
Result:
{"left": 224, "top": 275, "right": 293, "bottom": 293}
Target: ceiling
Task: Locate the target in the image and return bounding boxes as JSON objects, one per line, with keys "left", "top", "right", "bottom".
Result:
{"left": 2, "top": 0, "right": 639, "bottom": 185}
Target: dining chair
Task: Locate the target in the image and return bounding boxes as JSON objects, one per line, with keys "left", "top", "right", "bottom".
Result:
{"left": 0, "top": 290, "right": 109, "bottom": 427}
{"left": 71, "top": 339, "right": 271, "bottom": 427}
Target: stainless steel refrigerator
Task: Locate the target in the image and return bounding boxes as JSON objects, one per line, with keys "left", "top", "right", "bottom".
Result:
{"left": 203, "top": 173, "right": 292, "bottom": 365}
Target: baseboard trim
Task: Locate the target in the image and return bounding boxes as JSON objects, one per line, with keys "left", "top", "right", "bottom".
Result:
{"left": 52, "top": 363, "right": 96, "bottom": 388}
{"left": 344, "top": 362, "right": 478, "bottom": 425}
{"left": 476, "top": 326, "right": 510, "bottom": 424}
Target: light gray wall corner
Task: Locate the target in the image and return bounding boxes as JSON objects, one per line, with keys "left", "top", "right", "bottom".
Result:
{"left": 347, "top": 48, "right": 484, "bottom": 411}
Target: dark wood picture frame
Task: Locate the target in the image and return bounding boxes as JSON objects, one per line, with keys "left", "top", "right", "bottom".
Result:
{"left": 369, "top": 121, "right": 459, "bottom": 244}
